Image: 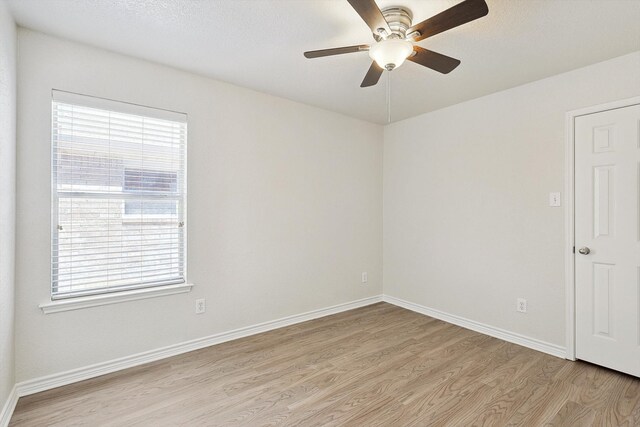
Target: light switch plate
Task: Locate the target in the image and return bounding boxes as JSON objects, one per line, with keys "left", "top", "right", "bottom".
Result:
{"left": 549, "top": 192, "right": 561, "bottom": 207}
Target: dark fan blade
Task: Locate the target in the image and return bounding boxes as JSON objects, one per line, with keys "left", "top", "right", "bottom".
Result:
{"left": 407, "top": 0, "right": 488, "bottom": 42}
{"left": 408, "top": 46, "right": 461, "bottom": 74}
{"left": 347, "top": 0, "right": 391, "bottom": 38}
{"left": 304, "top": 44, "right": 369, "bottom": 59}
{"left": 361, "top": 61, "right": 383, "bottom": 87}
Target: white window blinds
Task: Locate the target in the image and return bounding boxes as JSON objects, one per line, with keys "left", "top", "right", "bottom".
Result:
{"left": 51, "top": 91, "right": 187, "bottom": 299}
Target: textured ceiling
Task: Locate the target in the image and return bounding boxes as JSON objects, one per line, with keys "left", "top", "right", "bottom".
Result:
{"left": 7, "top": 0, "right": 640, "bottom": 124}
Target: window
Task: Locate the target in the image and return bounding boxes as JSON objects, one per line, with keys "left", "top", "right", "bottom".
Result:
{"left": 123, "top": 168, "right": 178, "bottom": 217}
{"left": 51, "top": 91, "right": 187, "bottom": 299}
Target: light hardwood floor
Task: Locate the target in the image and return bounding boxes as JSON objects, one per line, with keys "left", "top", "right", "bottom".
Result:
{"left": 10, "top": 303, "right": 640, "bottom": 426}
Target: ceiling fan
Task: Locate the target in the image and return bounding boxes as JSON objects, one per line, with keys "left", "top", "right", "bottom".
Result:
{"left": 304, "top": 0, "right": 489, "bottom": 87}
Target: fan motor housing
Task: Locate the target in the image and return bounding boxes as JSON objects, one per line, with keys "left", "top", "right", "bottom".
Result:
{"left": 377, "top": 6, "right": 413, "bottom": 40}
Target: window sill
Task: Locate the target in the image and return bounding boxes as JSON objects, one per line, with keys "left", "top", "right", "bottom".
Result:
{"left": 39, "top": 283, "right": 194, "bottom": 314}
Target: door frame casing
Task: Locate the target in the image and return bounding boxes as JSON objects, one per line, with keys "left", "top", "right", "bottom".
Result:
{"left": 564, "top": 96, "right": 640, "bottom": 361}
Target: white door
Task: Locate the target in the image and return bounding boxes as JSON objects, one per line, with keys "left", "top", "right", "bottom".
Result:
{"left": 575, "top": 103, "right": 640, "bottom": 377}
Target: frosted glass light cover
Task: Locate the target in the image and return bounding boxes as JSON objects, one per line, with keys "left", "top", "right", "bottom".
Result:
{"left": 369, "top": 39, "right": 413, "bottom": 70}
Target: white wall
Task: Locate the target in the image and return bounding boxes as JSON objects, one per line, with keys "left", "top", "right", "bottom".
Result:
{"left": 13, "top": 22, "right": 639, "bottom": 387}
{"left": 15, "top": 29, "right": 383, "bottom": 382}
{"left": 384, "top": 51, "right": 640, "bottom": 347}
{"left": 0, "top": 0, "right": 16, "bottom": 412}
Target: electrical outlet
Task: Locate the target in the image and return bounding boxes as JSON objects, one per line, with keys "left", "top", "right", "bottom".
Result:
{"left": 195, "top": 298, "right": 206, "bottom": 314}
{"left": 517, "top": 298, "right": 527, "bottom": 313}
{"left": 361, "top": 272, "right": 368, "bottom": 283}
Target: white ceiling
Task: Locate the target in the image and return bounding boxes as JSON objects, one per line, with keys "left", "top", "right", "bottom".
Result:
{"left": 7, "top": 0, "right": 640, "bottom": 124}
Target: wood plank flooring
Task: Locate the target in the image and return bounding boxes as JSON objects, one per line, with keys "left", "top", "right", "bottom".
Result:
{"left": 10, "top": 303, "right": 640, "bottom": 426}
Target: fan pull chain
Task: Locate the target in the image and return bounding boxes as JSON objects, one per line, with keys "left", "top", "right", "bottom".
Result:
{"left": 387, "top": 72, "right": 390, "bottom": 123}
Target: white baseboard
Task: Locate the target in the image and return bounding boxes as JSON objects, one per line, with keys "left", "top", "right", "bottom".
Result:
{"left": 15, "top": 295, "right": 383, "bottom": 398}
{"left": 0, "top": 385, "right": 18, "bottom": 427}
{"left": 383, "top": 295, "right": 566, "bottom": 359}
{"left": 12, "top": 293, "right": 566, "bottom": 409}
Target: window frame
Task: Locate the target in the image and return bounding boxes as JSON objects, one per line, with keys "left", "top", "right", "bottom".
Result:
{"left": 50, "top": 90, "right": 188, "bottom": 301}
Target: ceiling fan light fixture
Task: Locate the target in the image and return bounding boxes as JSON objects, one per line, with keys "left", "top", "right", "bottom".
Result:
{"left": 368, "top": 38, "right": 413, "bottom": 71}
{"left": 303, "top": 0, "right": 489, "bottom": 87}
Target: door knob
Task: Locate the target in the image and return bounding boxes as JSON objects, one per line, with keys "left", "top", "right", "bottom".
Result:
{"left": 578, "top": 247, "right": 591, "bottom": 255}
